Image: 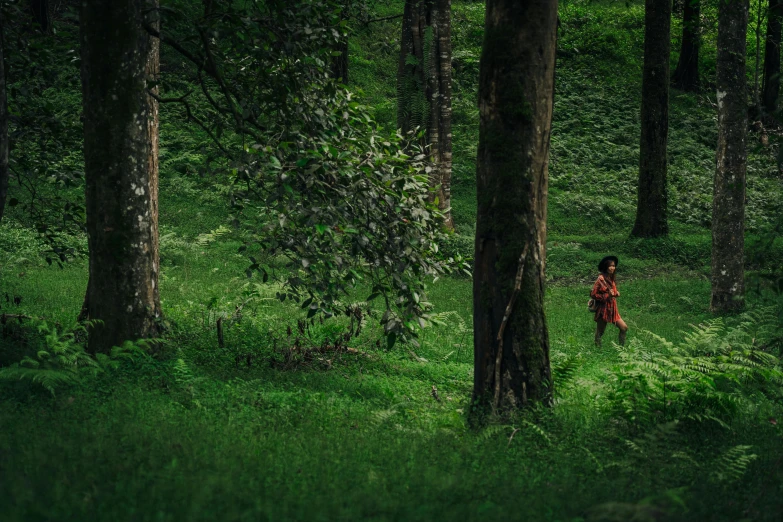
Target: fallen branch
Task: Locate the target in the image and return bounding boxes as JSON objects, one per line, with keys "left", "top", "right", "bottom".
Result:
{"left": 1, "top": 313, "right": 32, "bottom": 323}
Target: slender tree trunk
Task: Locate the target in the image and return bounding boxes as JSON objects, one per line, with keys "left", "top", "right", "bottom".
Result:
{"left": 672, "top": 0, "right": 700, "bottom": 91}
{"left": 752, "top": 0, "right": 765, "bottom": 112}
{"left": 397, "top": 0, "right": 453, "bottom": 230}
{"left": 331, "top": 6, "right": 349, "bottom": 83}
{"left": 632, "top": 0, "right": 671, "bottom": 238}
{"left": 762, "top": 0, "right": 783, "bottom": 113}
{"left": 30, "top": 0, "right": 51, "bottom": 33}
{"left": 0, "top": 18, "right": 8, "bottom": 224}
{"left": 80, "top": 0, "right": 162, "bottom": 353}
{"left": 711, "top": 0, "right": 749, "bottom": 313}
{"left": 472, "top": 0, "right": 556, "bottom": 412}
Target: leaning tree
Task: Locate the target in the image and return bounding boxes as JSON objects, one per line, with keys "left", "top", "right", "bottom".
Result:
{"left": 711, "top": 0, "right": 749, "bottom": 313}
{"left": 397, "top": 0, "right": 454, "bottom": 230}
{"left": 80, "top": 0, "right": 162, "bottom": 352}
{"left": 472, "top": 0, "right": 557, "bottom": 412}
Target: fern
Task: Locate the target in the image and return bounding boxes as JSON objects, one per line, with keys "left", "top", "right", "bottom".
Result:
{"left": 606, "top": 310, "right": 783, "bottom": 428}
{"left": 709, "top": 445, "right": 758, "bottom": 484}
{"left": 0, "top": 320, "right": 99, "bottom": 396}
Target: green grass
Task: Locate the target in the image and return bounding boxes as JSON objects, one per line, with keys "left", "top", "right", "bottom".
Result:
{"left": 1, "top": 0, "right": 783, "bottom": 520}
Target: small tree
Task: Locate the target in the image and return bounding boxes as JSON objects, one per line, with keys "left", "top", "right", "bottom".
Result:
{"left": 472, "top": 0, "right": 557, "bottom": 412}
{"left": 711, "top": 0, "right": 749, "bottom": 313}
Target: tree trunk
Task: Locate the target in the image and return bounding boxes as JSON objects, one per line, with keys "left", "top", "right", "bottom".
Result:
{"left": 672, "top": 0, "right": 700, "bottom": 91}
{"left": 472, "top": 0, "right": 556, "bottom": 412}
{"left": 331, "top": 6, "right": 349, "bottom": 83}
{"left": 80, "top": 0, "right": 162, "bottom": 353}
{"left": 331, "top": 38, "right": 349, "bottom": 83}
{"left": 632, "top": 0, "right": 671, "bottom": 238}
{"left": 30, "top": 0, "right": 51, "bottom": 33}
{"left": 0, "top": 18, "right": 8, "bottom": 225}
{"left": 711, "top": 0, "right": 749, "bottom": 313}
{"left": 762, "top": 0, "right": 783, "bottom": 113}
{"left": 397, "top": 0, "right": 453, "bottom": 230}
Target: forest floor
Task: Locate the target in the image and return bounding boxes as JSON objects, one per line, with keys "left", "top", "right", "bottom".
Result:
{"left": 1, "top": 1, "right": 783, "bottom": 520}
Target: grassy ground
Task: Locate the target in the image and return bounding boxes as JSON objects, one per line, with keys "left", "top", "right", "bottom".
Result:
{"left": 1, "top": 0, "right": 783, "bottom": 520}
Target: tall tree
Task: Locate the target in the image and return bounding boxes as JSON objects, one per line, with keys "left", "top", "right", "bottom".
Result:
{"left": 80, "top": 0, "right": 162, "bottom": 353}
{"left": 672, "top": 0, "right": 700, "bottom": 91}
{"left": 632, "top": 0, "right": 671, "bottom": 238}
{"left": 711, "top": 0, "right": 749, "bottom": 313}
{"left": 472, "top": 0, "right": 556, "bottom": 411}
{"left": 0, "top": 17, "right": 8, "bottom": 225}
{"left": 762, "top": 0, "right": 783, "bottom": 113}
{"left": 397, "top": 0, "right": 453, "bottom": 230}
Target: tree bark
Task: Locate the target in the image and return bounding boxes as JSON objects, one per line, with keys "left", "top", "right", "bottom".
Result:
{"left": 472, "top": 0, "right": 556, "bottom": 411}
{"left": 0, "top": 18, "right": 8, "bottom": 225}
{"left": 711, "top": 0, "right": 749, "bottom": 313}
{"left": 397, "top": 0, "right": 453, "bottom": 230}
{"left": 762, "top": 0, "right": 783, "bottom": 113}
{"left": 80, "top": 0, "right": 162, "bottom": 353}
{"left": 632, "top": 0, "right": 671, "bottom": 238}
{"left": 672, "top": 0, "right": 700, "bottom": 91}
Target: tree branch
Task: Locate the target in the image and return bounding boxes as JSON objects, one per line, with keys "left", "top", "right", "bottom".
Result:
{"left": 147, "top": 89, "right": 230, "bottom": 155}
{"left": 364, "top": 14, "right": 403, "bottom": 24}
{"left": 494, "top": 241, "right": 530, "bottom": 410}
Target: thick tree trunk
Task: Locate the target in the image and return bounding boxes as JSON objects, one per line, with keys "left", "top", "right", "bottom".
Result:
{"left": 711, "top": 0, "right": 749, "bottom": 313}
{"left": 632, "top": 0, "right": 671, "bottom": 238}
{"left": 0, "top": 19, "right": 8, "bottom": 224}
{"left": 397, "top": 0, "right": 453, "bottom": 230}
{"left": 80, "top": 0, "right": 162, "bottom": 353}
{"left": 472, "top": 0, "right": 556, "bottom": 411}
{"left": 672, "top": 0, "right": 700, "bottom": 91}
{"left": 762, "top": 0, "right": 783, "bottom": 113}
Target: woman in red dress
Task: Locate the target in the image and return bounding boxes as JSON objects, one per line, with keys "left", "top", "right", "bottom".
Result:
{"left": 591, "top": 255, "right": 628, "bottom": 346}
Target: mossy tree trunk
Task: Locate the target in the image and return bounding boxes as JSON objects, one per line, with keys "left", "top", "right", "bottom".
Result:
{"left": 672, "top": 0, "right": 700, "bottom": 91}
{"left": 472, "top": 0, "right": 556, "bottom": 412}
{"left": 762, "top": 0, "right": 783, "bottom": 113}
{"left": 80, "top": 0, "right": 162, "bottom": 353}
{"left": 397, "top": 0, "right": 453, "bottom": 230}
{"left": 0, "top": 18, "right": 8, "bottom": 225}
{"left": 711, "top": 0, "right": 749, "bottom": 313}
{"left": 632, "top": 0, "right": 671, "bottom": 238}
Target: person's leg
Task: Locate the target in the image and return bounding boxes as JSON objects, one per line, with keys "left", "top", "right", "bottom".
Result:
{"left": 595, "top": 319, "right": 608, "bottom": 346}
{"left": 616, "top": 318, "right": 628, "bottom": 346}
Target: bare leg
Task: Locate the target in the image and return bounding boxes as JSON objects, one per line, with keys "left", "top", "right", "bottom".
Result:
{"left": 616, "top": 318, "right": 628, "bottom": 346}
{"left": 595, "top": 319, "right": 607, "bottom": 346}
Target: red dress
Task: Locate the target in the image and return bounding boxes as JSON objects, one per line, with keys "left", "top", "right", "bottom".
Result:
{"left": 591, "top": 274, "right": 621, "bottom": 324}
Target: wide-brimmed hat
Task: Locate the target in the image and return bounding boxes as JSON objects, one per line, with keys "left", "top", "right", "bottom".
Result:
{"left": 598, "top": 255, "right": 619, "bottom": 273}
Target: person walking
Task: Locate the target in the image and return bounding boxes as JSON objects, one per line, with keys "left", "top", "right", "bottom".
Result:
{"left": 591, "top": 255, "right": 628, "bottom": 346}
